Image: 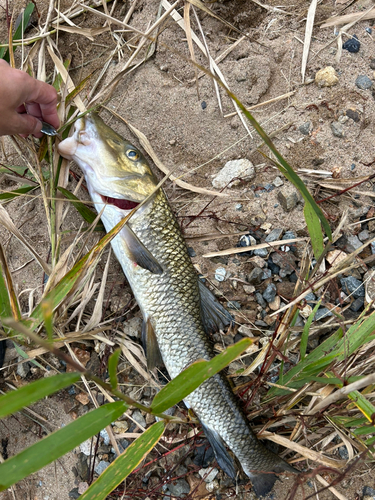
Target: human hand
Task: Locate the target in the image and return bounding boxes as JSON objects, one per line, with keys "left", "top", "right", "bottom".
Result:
{"left": 0, "top": 59, "right": 59, "bottom": 138}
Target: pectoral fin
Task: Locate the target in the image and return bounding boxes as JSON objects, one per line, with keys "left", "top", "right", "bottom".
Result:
{"left": 142, "top": 318, "right": 164, "bottom": 370}
{"left": 200, "top": 421, "right": 237, "bottom": 480}
{"left": 198, "top": 280, "right": 234, "bottom": 333}
{"left": 121, "top": 225, "right": 163, "bottom": 275}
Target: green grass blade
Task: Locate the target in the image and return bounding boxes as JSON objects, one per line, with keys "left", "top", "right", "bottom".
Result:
{"left": 57, "top": 187, "right": 104, "bottom": 231}
{"left": 304, "top": 201, "right": 324, "bottom": 260}
{"left": 0, "top": 373, "right": 80, "bottom": 419}
{"left": 0, "top": 2, "right": 35, "bottom": 61}
{"left": 12, "top": 341, "right": 43, "bottom": 369}
{"left": 151, "top": 339, "right": 252, "bottom": 414}
{"left": 0, "top": 165, "right": 28, "bottom": 176}
{"left": 80, "top": 421, "right": 165, "bottom": 500}
{"left": 300, "top": 300, "right": 321, "bottom": 360}
{"left": 108, "top": 348, "right": 121, "bottom": 389}
{"left": 0, "top": 186, "right": 36, "bottom": 202}
{"left": 0, "top": 401, "right": 127, "bottom": 491}
{"left": 347, "top": 391, "right": 375, "bottom": 422}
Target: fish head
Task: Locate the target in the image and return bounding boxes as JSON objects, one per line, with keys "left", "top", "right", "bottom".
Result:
{"left": 58, "top": 113, "right": 157, "bottom": 209}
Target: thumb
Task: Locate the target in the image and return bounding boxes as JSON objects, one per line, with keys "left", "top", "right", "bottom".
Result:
{"left": 11, "top": 113, "right": 42, "bottom": 137}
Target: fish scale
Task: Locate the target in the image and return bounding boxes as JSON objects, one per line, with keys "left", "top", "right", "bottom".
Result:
{"left": 58, "top": 112, "right": 298, "bottom": 497}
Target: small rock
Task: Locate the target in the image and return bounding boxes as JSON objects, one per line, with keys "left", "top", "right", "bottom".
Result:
{"left": 331, "top": 121, "right": 344, "bottom": 138}
{"left": 263, "top": 284, "right": 277, "bottom": 303}
{"left": 76, "top": 453, "right": 89, "bottom": 481}
{"left": 265, "top": 228, "right": 283, "bottom": 242}
{"left": 131, "top": 410, "right": 147, "bottom": 429}
{"left": 187, "top": 247, "right": 196, "bottom": 257}
{"left": 283, "top": 230, "right": 296, "bottom": 240}
{"left": 314, "top": 307, "right": 333, "bottom": 321}
{"left": 270, "top": 252, "right": 296, "bottom": 276}
{"left": 206, "top": 480, "right": 219, "bottom": 492}
{"left": 276, "top": 281, "right": 295, "bottom": 297}
{"left": 355, "top": 75, "right": 372, "bottom": 90}
{"left": 346, "top": 108, "right": 361, "bottom": 122}
{"left": 193, "top": 444, "right": 215, "bottom": 468}
{"left": 315, "top": 66, "right": 339, "bottom": 87}
{"left": 350, "top": 296, "right": 364, "bottom": 312}
{"left": 201, "top": 101, "right": 207, "bottom": 110}
{"left": 238, "top": 325, "right": 254, "bottom": 336}
{"left": 277, "top": 188, "right": 299, "bottom": 211}
{"left": 340, "top": 276, "right": 365, "bottom": 298}
{"left": 255, "top": 292, "right": 267, "bottom": 308}
{"left": 272, "top": 176, "right": 284, "bottom": 187}
{"left": 78, "top": 482, "right": 89, "bottom": 495}
{"left": 250, "top": 255, "right": 267, "bottom": 268}
{"left": 346, "top": 235, "right": 362, "bottom": 252}
{"left": 300, "top": 304, "right": 313, "bottom": 319}
{"left": 363, "top": 486, "right": 375, "bottom": 498}
{"left": 250, "top": 211, "right": 267, "bottom": 226}
{"left": 247, "top": 267, "right": 264, "bottom": 284}
{"left": 17, "top": 358, "right": 31, "bottom": 378}
{"left": 239, "top": 234, "right": 256, "bottom": 248}
{"left": 267, "top": 258, "right": 280, "bottom": 275}
{"left": 235, "top": 203, "right": 243, "bottom": 211}
{"left": 100, "top": 429, "right": 110, "bottom": 445}
{"left": 215, "top": 267, "right": 227, "bottom": 282}
{"left": 113, "top": 420, "right": 129, "bottom": 434}
{"left": 226, "top": 300, "right": 241, "bottom": 310}
{"left": 261, "top": 269, "right": 272, "bottom": 280}
{"left": 370, "top": 59, "right": 375, "bottom": 70}
{"left": 342, "top": 35, "right": 360, "bottom": 53}
{"left": 338, "top": 446, "right": 349, "bottom": 460}
{"left": 299, "top": 121, "right": 312, "bottom": 135}
{"left": 358, "top": 230, "right": 371, "bottom": 241}
{"left": 75, "top": 392, "right": 90, "bottom": 406}
{"left": 364, "top": 269, "right": 375, "bottom": 306}
{"left": 326, "top": 249, "right": 347, "bottom": 266}
{"left": 269, "top": 296, "right": 281, "bottom": 311}
{"left": 123, "top": 317, "right": 142, "bottom": 338}
{"left": 198, "top": 467, "right": 219, "bottom": 483}
{"left": 366, "top": 27, "right": 372, "bottom": 34}
{"left": 253, "top": 248, "right": 268, "bottom": 257}
{"left": 94, "top": 460, "right": 110, "bottom": 475}
{"left": 263, "top": 314, "right": 276, "bottom": 326}
{"left": 80, "top": 439, "right": 95, "bottom": 456}
{"left": 68, "top": 489, "right": 80, "bottom": 499}
{"left": 168, "top": 478, "right": 190, "bottom": 496}
{"left": 243, "top": 284, "right": 255, "bottom": 294}
{"left": 212, "top": 159, "right": 255, "bottom": 189}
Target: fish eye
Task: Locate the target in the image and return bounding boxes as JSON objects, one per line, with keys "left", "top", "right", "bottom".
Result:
{"left": 126, "top": 149, "right": 140, "bottom": 161}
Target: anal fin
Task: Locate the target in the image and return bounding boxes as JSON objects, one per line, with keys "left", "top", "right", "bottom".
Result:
{"left": 121, "top": 225, "right": 163, "bottom": 275}
{"left": 142, "top": 318, "right": 164, "bottom": 370}
{"left": 200, "top": 421, "right": 237, "bottom": 480}
{"left": 199, "top": 280, "right": 234, "bottom": 333}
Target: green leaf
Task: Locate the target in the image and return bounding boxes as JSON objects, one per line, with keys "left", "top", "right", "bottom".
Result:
{"left": 57, "top": 187, "right": 104, "bottom": 231}
{"left": 0, "top": 3, "right": 35, "bottom": 61}
{"left": 151, "top": 339, "right": 252, "bottom": 414}
{"left": 0, "top": 165, "right": 28, "bottom": 176}
{"left": 304, "top": 201, "right": 324, "bottom": 260}
{"left": 0, "top": 401, "right": 127, "bottom": 491}
{"left": 300, "top": 300, "right": 321, "bottom": 360}
{"left": 0, "top": 186, "right": 35, "bottom": 202}
{"left": 0, "top": 373, "right": 80, "bottom": 419}
{"left": 108, "top": 348, "right": 121, "bottom": 389}
{"left": 80, "top": 421, "right": 165, "bottom": 500}
{"left": 348, "top": 391, "right": 375, "bottom": 422}
{"left": 12, "top": 341, "right": 43, "bottom": 369}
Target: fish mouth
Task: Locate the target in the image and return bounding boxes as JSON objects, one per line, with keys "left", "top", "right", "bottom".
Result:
{"left": 100, "top": 195, "right": 139, "bottom": 211}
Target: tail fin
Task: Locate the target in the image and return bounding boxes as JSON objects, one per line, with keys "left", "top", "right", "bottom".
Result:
{"left": 251, "top": 472, "right": 278, "bottom": 497}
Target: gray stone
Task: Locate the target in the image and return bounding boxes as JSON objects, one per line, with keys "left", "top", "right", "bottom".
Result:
{"left": 355, "top": 75, "right": 373, "bottom": 90}
{"left": 239, "top": 234, "right": 256, "bottom": 248}
{"left": 100, "top": 429, "right": 110, "bottom": 445}
{"left": 212, "top": 159, "right": 255, "bottom": 189}
{"left": 305, "top": 292, "right": 316, "bottom": 304}
{"left": 283, "top": 231, "right": 296, "bottom": 240}
{"left": 350, "top": 297, "right": 364, "bottom": 312}
{"left": 363, "top": 486, "right": 375, "bottom": 498}
{"left": 69, "top": 489, "right": 80, "bottom": 499}
{"left": 299, "top": 121, "right": 312, "bottom": 135}
{"left": 198, "top": 467, "right": 219, "bottom": 483}
{"left": 17, "top": 358, "right": 31, "bottom": 378}
{"left": 131, "top": 410, "right": 146, "bottom": 429}
{"left": 247, "top": 267, "right": 263, "bottom": 285}
{"left": 123, "top": 317, "right": 142, "bottom": 338}
{"left": 253, "top": 248, "right": 268, "bottom": 258}
{"left": 263, "top": 284, "right": 277, "bottom": 303}
{"left": 272, "top": 176, "right": 284, "bottom": 187}
{"left": 331, "top": 121, "right": 344, "bottom": 138}
{"left": 346, "top": 235, "right": 362, "bottom": 252}
{"left": 314, "top": 307, "right": 333, "bottom": 321}
{"left": 338, "top": 446, "right": 349, "bottom": 460}
{"left": 226, "top": 301, "right": 241, "bottom": 310}
{"left": 94, "top": 460, "right": 110, "bottom": 475}
{"left": 187, "top": 247, "right": 196, "bottom": 257}
{"left": 255, "top": 292, "right": 267, "bottom": 308}
{"left": 261, "top": 269, "right": 272, "bottom": 280}
{"left": 277, "top": 189, "right": 299, "bottom": 211}
{"left": 76, "top": 453, "right": 89, "bottom": 481}
{"left": 271, "top": 252, "right": 296, "bottom": 276}
{"left": 235, "top": 203, "right": 243, "bottom": 211}
{"left": 341, "top": 276, "right": 365, "bottom": 298}
{"left": 358, "top": 230, "right": 371, "bottom": 242}
{"left": 265, "top": 228, "right": 283, "bottom": 242}
{"left": 167, "top": 478, "right": 190, "bottom": 496}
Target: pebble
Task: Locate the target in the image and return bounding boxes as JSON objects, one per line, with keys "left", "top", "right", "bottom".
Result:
{"left": 243, "top": 284, "right": 255, "bottom": 294}
{"left": 17, "top": 358, "right": 31, "bottom": 378}
{"left": 226, "top": 300, "right": 241, "bottom": 310}
{"left": 277, "top": 189, "right": 299, "bottom": 212}
{"left": 326, "top": 249, "right": 347, "bottom": 266}
{"left": 342, "top": 34, "right": 360, "bottom": 53}
{"left": 355, "top": 75, "right": 372, "bottom": 90}
{"left": 239, "top": 234, "right": 256, "bottom": 248}
{"left": 271, "top": 252, "right": 296, "bottom": 276}
{"left": 131, "top": 410, "right": 147, "bottom": 429}
{"left": 206, "top": 480, "right": 219, "bottom": 492}
{"left": 338, "top": 446, "right": 349, "bottom": 460}
{"left": 199, "top": 467, "right": 219, "bottom": 483}
{"left": 283, "top": 231, "right": 296, "bottom": 240}
{"left": 299, "top": 121, "right": 312, "bottom": 135}
{"left": 314, "top": 307, "right": 333, "bottom": 321}
{"left": 215, "top": 267, "right": 227, "bottom": 282}
{"left": 267, "top": 258, "right": 280, "bottom": 275}
{"left": 370, "top": 59, "right": 375, "bottom": 70}
{"left": 123, "top": 317, "right": 142, "bottom": 338}
{"left": 366, "top": 27, "right": 372, "bottom": 34}
{"left": 201, "top": 101, "right": 207, "bottom": 110}
{"left": 358, "top": 230, "right": 370, "bottom": 241}
{"left": 340, "top": 276, "right": 365, "bottom": 298}
{"left": 235, "top": 203, "right": 243, "bottom": 211}
{"left": 350, "top": 296, "right": 364, "bottom": 312}
{"left": 266, "top": 228, "right": 283, "bottom": 242}
{"left": 212, "top": 159, "right": 255, "bottom": 189}
{"left": 187, "top": 247, "right": 196, "bottom": 257}
{"left": 247, "top": 267, "right": 264, "bottom": 284}
{"left": 269, "top": 296, "right": 281, "bottom": 311}
{"left": 272, "top": 176, "right": 284, "bottom": 187}
{"left": 364, "top": 269, "right": 375, "bottom": 305}
{"left": 167, "top": 478, "right": 190, "bottom": 496}
{"left": 346, "top": 108, "right": 361, "bottom": 122}
{"left": 263, "top": 284, "right": 277, "bottom": 303}
{"left": 94, "top": 460, "right": 110, "bottom": 475}
{"left": 276, "top": 281, "right": 295, "bottom": 297}
{"left": 69, "top": 489, "right": 80, "bottom": 499}
{"left": 363, "top": 486, "right": 375, "bottom": 499}
{"left": 76, "top": 453, "right": 89, "bottom": 481}
{"left": 315, "top": 66, "right": 339, "bottom": 87}
{"left": 331, "top": 121, "right": 344, "bottom": 138}
{"left": 261, "top": 269, "right": 272, "bottom": 280}
{"left": 100, "top": 429, "right": 110, "bottom": 446}
{"left": 253, "top": 248, "right": 268, "bottom": 258}
{"left": 345, "top": 234, "right": 362, "bottom": 252}
{"left": 255, "top": 292, "right": 267, "bottom": 308}
{"left": 113, "top": 420, "right": 129, "bottom": 434}
{"left": 251, "top": 255, "right": 267, "bottom": 268}
{"left": 80, "top": 439, "right": 94, "bottom": 456}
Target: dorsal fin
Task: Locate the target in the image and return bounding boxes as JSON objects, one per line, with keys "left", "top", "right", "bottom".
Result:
{"left": 142, "top": 318, "right": 164, "bottom": 370}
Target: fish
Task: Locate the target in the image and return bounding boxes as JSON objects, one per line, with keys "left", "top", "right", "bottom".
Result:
{"left": 58, "top": 113, "right": 297, "bottom": 497}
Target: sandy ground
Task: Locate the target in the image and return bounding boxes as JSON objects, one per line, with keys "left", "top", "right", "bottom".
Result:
{"left": 1, "top": 0, "right": 375, "bottom": 498}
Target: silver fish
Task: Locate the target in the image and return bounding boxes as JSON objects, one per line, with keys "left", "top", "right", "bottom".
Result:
{"left": 58, "top": 113, "right": 297, "bottom": 497}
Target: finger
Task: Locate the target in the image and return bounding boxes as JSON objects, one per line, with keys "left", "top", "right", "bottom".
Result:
{"left": 25, "top": 102, "right": 43, "bottom": 121}
{"left": 16, "top": 104, "right": 27, "bottom": 113}
{"left": 24, "top": 79, "right": 60, "bottom": 129}
{"left": 10, "top": 113, "right": 43, "bottom": 137}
